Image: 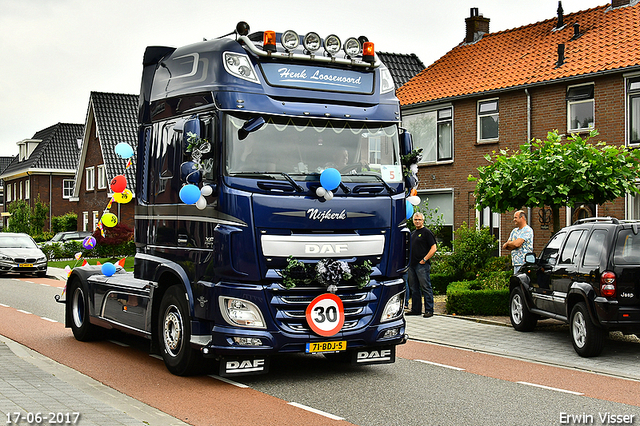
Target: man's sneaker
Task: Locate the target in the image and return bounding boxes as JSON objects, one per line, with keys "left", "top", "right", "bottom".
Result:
{"left": 423, "top": 312, "right": 433, "bottom": 318}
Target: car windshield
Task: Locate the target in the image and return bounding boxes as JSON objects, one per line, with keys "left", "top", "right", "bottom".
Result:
{"left": 50, "top": 233, "right": 65, "bottom": 242}
{"left": 225, "top": 115, "right": 402, "bottom": 183}
{"left": 0, "top": 235, "right": 37, "bottom": 249}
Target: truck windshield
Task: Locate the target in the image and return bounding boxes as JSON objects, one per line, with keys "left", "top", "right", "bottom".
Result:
{"left": 225, "top": 114, "right": 402, "bottom": 183}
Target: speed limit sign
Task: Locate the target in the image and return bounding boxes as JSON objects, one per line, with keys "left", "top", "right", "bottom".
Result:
{"left": 306, "top": 293, "right": 345, "bottom": 337}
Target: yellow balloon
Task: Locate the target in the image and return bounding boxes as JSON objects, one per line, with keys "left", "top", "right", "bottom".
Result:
{"left": 102, "top": 212, "right": 118, "bottom": 227}
{"left": 113, "top": 188, "right": 133, "bottom": 204}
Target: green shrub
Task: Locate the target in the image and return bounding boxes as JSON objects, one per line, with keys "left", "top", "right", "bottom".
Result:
{"left": 441, "top": 222, "right": 498, "bottom": 280}
{"left": 446, "top": 280, "right": 509, "bottom": 316}
{"left": 430, "top": 272, "right": 457, "bottom": 295}
{"left": 52, "top": 212, "right": 78, "bottom": 233}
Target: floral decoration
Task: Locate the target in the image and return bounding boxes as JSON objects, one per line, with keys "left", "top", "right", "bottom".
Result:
{"left": 279, "top": 256, "right": 372, "bottom": 290}
{"left": 401, "top": 147, "right": 423, "bottom": 177}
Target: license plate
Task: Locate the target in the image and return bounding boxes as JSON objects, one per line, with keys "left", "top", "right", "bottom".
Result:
{"left": 306, "top": 341, "right": 346, "bottom": 353}
{"left": 19, "top": 263, "right": 33, "bottom": 268}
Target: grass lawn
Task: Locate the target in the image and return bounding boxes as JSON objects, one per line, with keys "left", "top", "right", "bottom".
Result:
{"left": 48, "top": 257, "right": 134, "bottom": 271}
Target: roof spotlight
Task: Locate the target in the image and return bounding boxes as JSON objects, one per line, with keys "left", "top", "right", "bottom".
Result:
{"left": 303, "top": 32, "right": 322, "bottom": 53}
{"left": 281, "top": 30, "right": 300, "bottom": 51}
{"left": 324, "top": 34, "right": 341, "bottom": 56}
{"left": 343, "top": 37, "right": 361, "bottom": 57}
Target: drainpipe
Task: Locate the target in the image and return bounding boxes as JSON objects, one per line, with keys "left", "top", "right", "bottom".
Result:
{"left": 524, "top": 88, "right": 532, "bottom": 226}
{"left": 49, "top": 173, "right": 52, "bottom": 231}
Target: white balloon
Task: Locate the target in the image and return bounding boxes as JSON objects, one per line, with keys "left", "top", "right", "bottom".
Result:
{"left": 200, "top": 185, "right": 213, "bottom": 197}
{"left": 407, "top": 195, "right": 421, "bottom": 206}
{"left": 316, "top": 187, "right": 327, "bottom": 197}
{"left": 324, "top": 190, "right": 334, "bottom": 201}
{"left": 195, "top": 196, "right": 207, "bottom": 210}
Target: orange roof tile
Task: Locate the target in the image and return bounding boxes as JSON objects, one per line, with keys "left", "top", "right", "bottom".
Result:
{"left": 397, "top": 3, "right": 640, "bottom": 106}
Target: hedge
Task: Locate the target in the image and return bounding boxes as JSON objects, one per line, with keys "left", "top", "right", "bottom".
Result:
{"left": 445, "top": 280, "right": 510, "bottom": 316}
{"left": 41, "top": 240, "right": 136, "bottom": 260}
{"left": 430, "top": 273, "right": 457, "bottom": 296}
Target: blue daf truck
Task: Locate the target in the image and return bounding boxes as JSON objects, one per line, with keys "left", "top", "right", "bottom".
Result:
{"left": 64, "top": 22, "right": 412, "bottom": 376}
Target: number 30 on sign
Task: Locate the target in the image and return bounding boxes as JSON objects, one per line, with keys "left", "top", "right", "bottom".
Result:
{"left": 305, "top": 293, "right": 345, "bottom": 337}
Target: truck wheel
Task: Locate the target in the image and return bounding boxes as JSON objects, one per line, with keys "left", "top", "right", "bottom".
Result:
{"left": 158, "top": 286, "right": 202, "bottom": 376}
{"left": 570, "top": 302, "right": 605, "bottom": 357}
{"left": 68, "top": 278, "right": 100, "bottom": 341}
{"left": 509, "top": 287, "right": 537, "bottom": 331}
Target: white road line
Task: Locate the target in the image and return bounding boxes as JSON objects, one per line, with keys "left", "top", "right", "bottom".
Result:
{"left": 16, "top": 309, "right": 32, "bottom": 315}
{"left": 517, "top": 381, "right": 584, "bottom": 395}
{"left": 288, "top": 402, "right": 344, "bottom": 421}
{"left": 416, "top": 359, "right": 466, "bottom": 371}
{"left": 41, "top": 317, "right": 58, "bottom": 323}
{"left": 0, "top": 303, "right": 9, "bottom": 308}
{"left": 208, "top": 374, "right": 249, "bottom": 388}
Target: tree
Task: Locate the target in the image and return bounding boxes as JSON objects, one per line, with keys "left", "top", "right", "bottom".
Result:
{"left": 7, "top": 200, "right": 31, "bottom": 234}
{"left": 30, "top": 196, "right": 49, "bottom": 235}
{"left": 469, "top": 130, "right": 640, "bottom": 233}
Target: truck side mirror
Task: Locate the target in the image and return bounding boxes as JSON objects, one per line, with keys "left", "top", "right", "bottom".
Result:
{"left": 238, "top": 117, "right": 266, "bottom": 141}
{"left": 400, "top": 129, "right": 413, "bottom": 156}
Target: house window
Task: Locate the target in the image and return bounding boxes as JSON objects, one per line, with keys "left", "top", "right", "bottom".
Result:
{"left": 97, "top": 165, "right": 107, "bottom": 189}
{"left": 63, "top": 179, "right": 74, "bottom": 199}
{"left": 24, "top": 180, "right": 30, "bottom": 200}
{"left": 19, "top": 181, "right": 23, "bottom": 200}
{"left": 478, "top": 99, "right": 499, "bottom": 141}
{"left": 82, "top": 212, "right": 89, "bottom": 232}
{"left": 92, "top": 211, "right": 99, "bottom": 231}
{"left": 567, "top": 84, "right": 594, "bottom": 132}
{"left": 628, "top": 78, "right": 640, "bottom": 144}
{"left": 86, "top": 166, "right": 95, "bottom": 191}
{"left": 6, "top": 183, "right": 11, "bottom": 202}
{"left": 368, "top": 137, "right": 381, "bottom": 164}
{"left": 403, "top": 106, "right": 453, "bottom": 163}
{"left": 417, "top": 190, "right": 454, "bottom": 248}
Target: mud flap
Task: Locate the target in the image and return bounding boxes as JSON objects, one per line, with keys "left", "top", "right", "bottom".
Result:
{"left": 352, "top": 345, "right": 396, "bottom": 365}
{"left": 219, "top": 356, "right": 269, "bottom": 377}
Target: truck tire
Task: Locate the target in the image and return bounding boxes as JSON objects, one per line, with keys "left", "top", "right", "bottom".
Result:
{"left": 68, "top": 278, "right": 101, "bottom": 341}
{"left": 570, "top": 302, "right": 605, "bottom": 357}
{"left": 509, "top": 287, "right": 537, "bottom": 331}
{"left": 157, "top": 285, "right": 202, "bottom": 376}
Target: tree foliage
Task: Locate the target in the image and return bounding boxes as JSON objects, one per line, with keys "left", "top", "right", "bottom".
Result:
{"left": 469, "top": 130, "right": 640, "bottom": 232}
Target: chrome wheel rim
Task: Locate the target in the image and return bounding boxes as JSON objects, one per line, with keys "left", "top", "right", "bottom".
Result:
{"left": 72, "top": 287, "right": 85, "bottom": 328}
{"left": 511, "top": 293, "right": 523, "bottom": 324}
{"left": 163, "top": 305, "right": 183, "bottom": 357}
{"left": 572, "top": 311, "right": 587, "bottom": 348}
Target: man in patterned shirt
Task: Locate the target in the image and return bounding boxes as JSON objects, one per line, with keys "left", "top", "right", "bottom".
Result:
{"left": 502, "top": 210, "right": 533, "bottom": 274}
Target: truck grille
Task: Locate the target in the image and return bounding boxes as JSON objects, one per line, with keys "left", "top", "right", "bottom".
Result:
{"left": 267, "top": 285, "right": 377, "bottom": 334}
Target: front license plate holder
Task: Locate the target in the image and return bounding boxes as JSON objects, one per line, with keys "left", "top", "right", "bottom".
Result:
{"left": 305, "top": 341, "right": 347, "bottom": 354}
{"left": 19, "top": 263, "right": 33, "bottom": 268}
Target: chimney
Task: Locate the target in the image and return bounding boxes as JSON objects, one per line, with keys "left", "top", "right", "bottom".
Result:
{"left": 556, "top": 1, "right": 564, "bottom": 29}
{"left": 556, "top": 43, "right": 565, "bottom": 67}
{"left": 572, "top": 23, "right": 580, "bottom": 39}
{"left": 465, "top": 8, "right": 490, "bottom": 43}
{"left": 612, "top": 0, "right": 631, "bottom": 7}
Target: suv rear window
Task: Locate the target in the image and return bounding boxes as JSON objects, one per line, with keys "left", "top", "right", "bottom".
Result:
{"left": 614, "top": 229, "right": 640, "bottom": 265}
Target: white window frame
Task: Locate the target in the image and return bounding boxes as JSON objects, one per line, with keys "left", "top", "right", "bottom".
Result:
{"left": 82, "top": 212, "right": 89, "bottom": 232}
{"left": 24, "top": 180, "right": 30, "bottom": 200}
{"left": 567, "top": 83, "right": 594, "bottom": 133}
{"left": 403, "top": 105, "right": 454, "bottom": 164}
{"left": 97, "top": 164, "right": 107, "bottom": 189}
{"left": 92, "top": 211, "right": 99, "bottom": 231}
{"left": 63, "top": 179, "right": 74, "bottom": 199}
{"left": 19, "top": 181, "right": 23, "bottom": 200}
{"left": 477, "top": 98, "right": 499, "bottom": 142}
{"left": 627, "top": 76, "right": 640, "bottom": 146}
{"left": 86, "top": 166, "right": 95, "bottom": 191}
{"left": 6, "top": 182, "right": 11, "bottom": 202}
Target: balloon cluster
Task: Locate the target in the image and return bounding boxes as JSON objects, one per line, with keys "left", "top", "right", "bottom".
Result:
{"left": 316, "top": 168, "right": 341, "bottom": 201}
{"left": 401, "top": 148, "right": 423, "bottom": 220}
{"left": 96, "top": 142, "right": 135, "bottom": 237}
{"left": 179, "top": 132, "right": 213, "bottom": 209}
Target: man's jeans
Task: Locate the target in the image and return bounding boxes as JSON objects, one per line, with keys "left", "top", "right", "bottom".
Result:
{"left": 407, "top": 262, "right": 434, "bottom": 314}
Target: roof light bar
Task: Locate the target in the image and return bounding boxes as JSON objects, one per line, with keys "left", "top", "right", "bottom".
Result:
{"left": 263, "top": 30, "right": 276, "bottom": 52}
{"left": 324, "top": 34, "right": 341, "bottom": 56}
{"left": 281, "top": 30, "right": 300, "bottom": 51}
{"left": 362, "top": 41, "right": 375, "bottom": 63}
{"left": 303, "top": 32, "right": 322, "bottom": 53}
{"left": 343, "top": 37, "right": 361, "bottom": 57}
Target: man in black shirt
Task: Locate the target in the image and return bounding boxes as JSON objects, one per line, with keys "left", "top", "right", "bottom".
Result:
{"left": 406, "top": 212, "right": 437, "bottom": 317}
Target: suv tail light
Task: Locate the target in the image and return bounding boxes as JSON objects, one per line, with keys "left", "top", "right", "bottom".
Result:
{"left": 600, "top": 271, "right": 616, "bottom": 297}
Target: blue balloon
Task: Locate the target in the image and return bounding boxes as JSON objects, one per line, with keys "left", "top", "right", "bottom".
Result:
{"left": 406, "top": 199, "right": 414, "bottom": 220}
{"left": 179, "top": 184, "right": 201, "bottom": 205}
{"left": 114, "top": 142, "right": 134, "bottom": 159}
{"left": 320, "top": 168, "right": 341, "bottom": 191}
{"left": 102, "top": 262, "right": 116, "bottom": 277}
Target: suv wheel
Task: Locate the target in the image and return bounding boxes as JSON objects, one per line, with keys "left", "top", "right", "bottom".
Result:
{"left": 570, "top": 302, "right": 605, "bottom": 357}
{"left": 509, "top": 287, "right": 537, "bottom": 331}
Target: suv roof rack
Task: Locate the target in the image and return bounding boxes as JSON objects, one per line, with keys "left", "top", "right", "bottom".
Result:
{"left": 572, "top": 216, "right": 619, "bottom": 225}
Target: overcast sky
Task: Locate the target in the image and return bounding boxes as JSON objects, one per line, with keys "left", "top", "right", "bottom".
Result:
{"left": 0, "top": 0, "right": 606, "bottom": 156}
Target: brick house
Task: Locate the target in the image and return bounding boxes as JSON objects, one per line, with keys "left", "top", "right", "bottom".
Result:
{"left": 397, "top": 0, "right": 640, "bottom": 253}
{"left": 70, "top": 92, "right": 138, "bottom": 232}
{"left": 0, "top": 156, "right": 15, "bottom": 229}
{"left": 0, "top": 124, "right": 83, "bottom": 231}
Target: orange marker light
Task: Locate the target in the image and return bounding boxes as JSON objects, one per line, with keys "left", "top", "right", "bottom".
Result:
{"left": 263, "top": 30, "right": 276, "bottom": 52}
{"left": 362, "top": 41, "right": 375, "bottom": 63}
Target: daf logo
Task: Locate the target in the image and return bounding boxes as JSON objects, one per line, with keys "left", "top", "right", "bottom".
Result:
{"left": 305, "top": 243, "right": 348, "bottom": 254}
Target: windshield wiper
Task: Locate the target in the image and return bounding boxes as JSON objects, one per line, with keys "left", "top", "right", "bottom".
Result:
{"left": 280, "top": 172, "right": 304, "bottom": 192}
{"left": 348, "top": 173, "right": 395, "bottom": 194}
{"left": 231, "top": 171, "right": 304, "bottom": 192}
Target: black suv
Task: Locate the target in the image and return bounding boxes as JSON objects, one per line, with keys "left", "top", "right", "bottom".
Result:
{"left": 509, "top": 217, "right": 640, "bottom": 357}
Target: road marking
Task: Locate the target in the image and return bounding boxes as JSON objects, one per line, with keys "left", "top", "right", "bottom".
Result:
{"left": 288, "top": 402, "right": 344, "bottom": 421}
{"left": 41, "top": 317, "right": 58, "bottom": 323}
{"left": 517, "top": 381, "right": 583, "bottom": 395}
{"left": 16, "top": 309, "right": 32, "bottom": 315}
{"left": 0, "top": 303, "right": 9, "bottom": 308}
{"left": 208, "top": 374, "right": 249, "bottom": 388}
{"left": 416, "top": 359, "right": 465, "bottom": 371}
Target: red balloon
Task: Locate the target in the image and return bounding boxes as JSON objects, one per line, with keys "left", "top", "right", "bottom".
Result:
{"left": 110, "top": 175, "right": 127, "bottom": 193}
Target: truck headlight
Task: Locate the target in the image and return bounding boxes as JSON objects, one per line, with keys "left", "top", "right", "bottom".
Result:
{"left": 223, "top": 52, "right": 259, "bottom": 83}
{"left": 381, "top": 292, "right": 404, "bottom": 323}
{"left": 219, "top": 296, "right": 266, "bottom": 329}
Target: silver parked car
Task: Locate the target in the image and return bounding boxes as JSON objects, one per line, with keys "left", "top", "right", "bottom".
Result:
{"left": 0, "top": 233, "right": 48, "bottom": 277}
